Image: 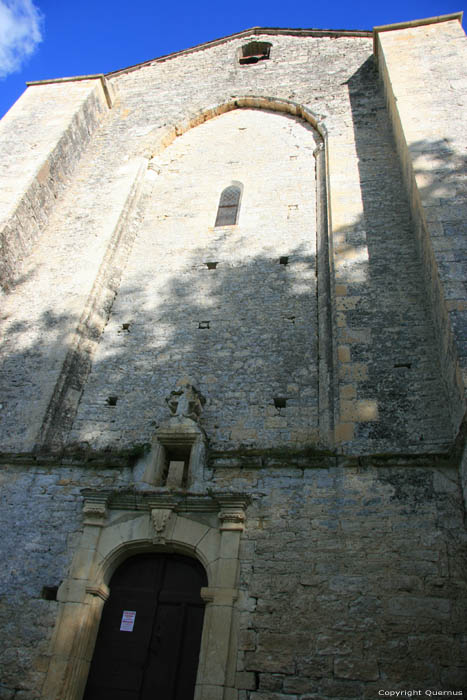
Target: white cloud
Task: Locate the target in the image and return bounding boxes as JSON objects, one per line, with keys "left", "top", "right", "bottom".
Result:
{"left": 0, "top": 0, "right": 43, "bottom": 79}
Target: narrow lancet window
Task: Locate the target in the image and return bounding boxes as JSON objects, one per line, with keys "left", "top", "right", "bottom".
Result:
{"left": 215, "top": 185, "right": 241, "bottom": 227}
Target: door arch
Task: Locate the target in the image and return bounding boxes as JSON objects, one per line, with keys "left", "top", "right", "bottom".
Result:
{"left": 83, "top": 553, "right": 207, "bottom": 700}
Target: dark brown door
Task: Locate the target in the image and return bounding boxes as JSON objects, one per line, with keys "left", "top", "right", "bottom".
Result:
{"left": 83, "top": 553, "right": 207, "bottom": 700}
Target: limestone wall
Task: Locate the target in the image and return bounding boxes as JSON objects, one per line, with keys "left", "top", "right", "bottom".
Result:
{"left": 0, "top": 463, "right": 132, "bottom": 699}
{"left": 0, "top": 78, "right": 110, "bottom": 291}
{"left": 68, "top": 108, "right": 320, "bottom": 453}
{"left": 375, "top": 15, "right": 467, "bottom": 439}
{"left": 231, "top": 461, "right": 467, "bottom": 696}
{"left": 0, "top": 458, "right": 465, "bottom": 698}
{"left": 0, "top": 151, "right": 145, "bottom": 453}
{"left": 0, "top": 30, "right": 453, "bottom": 457}
{"left": 0, "top": 21, "right": 466, "bottom": 700}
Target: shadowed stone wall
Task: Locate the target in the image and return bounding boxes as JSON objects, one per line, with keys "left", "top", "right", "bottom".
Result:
{"left": 374, "top": 14, "right": 467, "bottom": 505}
{"left": 1, "top": 457, "right": 466, "bottom": 698}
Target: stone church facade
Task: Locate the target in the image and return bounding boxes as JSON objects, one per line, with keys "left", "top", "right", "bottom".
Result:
{"left": 1, "top": 13, "right": 467, "bottom": 700}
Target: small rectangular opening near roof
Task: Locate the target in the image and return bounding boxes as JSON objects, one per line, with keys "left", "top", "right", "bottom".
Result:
{"left": 239, "top": 41, "right": 272, "bottom": 65}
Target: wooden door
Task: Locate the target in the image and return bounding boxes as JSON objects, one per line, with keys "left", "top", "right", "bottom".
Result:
{"left": 83, "top": 553, "right": 207, "bottom": 700}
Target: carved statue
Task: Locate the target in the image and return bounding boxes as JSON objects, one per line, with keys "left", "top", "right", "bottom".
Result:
{"left": 166, "top": 380, "right": 205, "bottom": 422}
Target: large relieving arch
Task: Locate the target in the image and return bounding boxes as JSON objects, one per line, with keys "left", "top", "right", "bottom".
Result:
{"left": 84, "top": 553, "right": 207, "bottom": 700}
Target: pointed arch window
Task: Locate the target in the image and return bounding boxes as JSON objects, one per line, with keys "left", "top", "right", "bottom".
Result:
{"left": 215, "top": 184, "right": 242, "bottom": 227}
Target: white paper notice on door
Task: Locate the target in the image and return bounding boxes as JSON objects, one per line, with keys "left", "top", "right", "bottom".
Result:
{"left": 120, "top": 610, "right": 136, "bottom": 632}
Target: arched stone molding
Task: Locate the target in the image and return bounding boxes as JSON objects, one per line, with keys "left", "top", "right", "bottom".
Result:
{"left": 144, "top": 97, "right": 335, "bottom": 446}
{"left": 35, "top": 96, "right": 334, "bottom": 459}
{"left": 175, "top": 96, "right": 327, "bottom": 140}
{"left": 41, "top": 492, "right": 249, "bottom": 700}
{"left": 143, "top": 95, "right": 327, "bottom": 162}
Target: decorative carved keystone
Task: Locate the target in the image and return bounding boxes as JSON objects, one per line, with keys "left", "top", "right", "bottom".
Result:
{"left": 151, "top": 507, "right": 174, "bottom": 543}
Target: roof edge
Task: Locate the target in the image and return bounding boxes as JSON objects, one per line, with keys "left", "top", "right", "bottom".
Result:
{"left": 106, "top": 26, "right": 372, "bottom": 78}
{"left": 26, "top": 73, "right": 105, "bottom": 86}
{"left": 24, "top": 26, "right": 372, "bottom": 86}
{"left": 373, "top": 12, "right": 464, "bottom": 55}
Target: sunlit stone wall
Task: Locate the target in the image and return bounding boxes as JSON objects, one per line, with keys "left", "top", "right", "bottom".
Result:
{"left": 69, "top": 109, "right": 320, "bottom": 452}
{"left": 0, "top": 28, "right": 454, "bottom": 456}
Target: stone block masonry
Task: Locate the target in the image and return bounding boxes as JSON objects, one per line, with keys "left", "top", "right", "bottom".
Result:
{"left": 1, "top": 457, "right": 466, "bottom": 697}
{"left": 68, "top": 109, "right": 320, "bottom": 453}
{"left": 229, "top": 460, "right": 467, "bottom": 697}
{"left": 0, "top": 27, "right": 455, "bottom": 457}
{"left": 374, "top": 13, "right": 467, "bottom": 505}
{"left": 375, "top": 14, "right": 467, "bottom": 438}
{"left": 0, "top": 16, "right": 467, "bottom": 700}
{"left": 0, "top": 78, "right": 111, "bottom": 291}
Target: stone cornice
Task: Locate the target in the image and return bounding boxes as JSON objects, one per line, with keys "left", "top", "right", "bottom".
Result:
{"left": 80, "top": 489, "right": 251, "bottom": 513}
{"left": 0, "top": 447, "right": 456, "bottom": 470}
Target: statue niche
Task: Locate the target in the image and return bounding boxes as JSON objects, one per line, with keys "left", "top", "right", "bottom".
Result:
{"left": 143, "top": 380, "right": 208, "bottom": 489}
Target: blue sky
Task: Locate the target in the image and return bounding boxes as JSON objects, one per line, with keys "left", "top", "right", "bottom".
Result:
{"left": 0, "top": 0, "right": 464, "bottom": 119}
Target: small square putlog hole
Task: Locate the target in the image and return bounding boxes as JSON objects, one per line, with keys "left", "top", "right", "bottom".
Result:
{"left": 106, "top": 396, "right": 118, "bottom": 406}
{"left": 279, "top": 256, "right": 289, "bottom": 266}
{"left": 274, "top": 397, "right": 287, "bottom": 409}
{"left": 205, "top": 262, "right": 218, "bottom": 270}
{"left": 41, "top": 585, "right": 58, "bottom": 601}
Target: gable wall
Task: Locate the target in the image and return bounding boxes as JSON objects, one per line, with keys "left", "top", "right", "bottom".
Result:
{"left": 0, "top": 30, "right": 455, "bottom": 456}
{"left": 0, "top": 23, "right": 466, "bottom": 700}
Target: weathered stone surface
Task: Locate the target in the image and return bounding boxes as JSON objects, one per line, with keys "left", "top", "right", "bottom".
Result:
{"left": 387, "top": 595, "right": 451, "bottom": 620}
{"left": 282, "top": 676, "right": 321, "bottom": 693}
{"left": 0, "top": 15, "right": 467, "bottom": 700}
{"left": 258, "top": 674, "right": 284, "bottom": 692}
{"left": 0, "top": 23, "right": 459, "bottom": 458}
{"left": 333, "top": 656, "right": 379, "bottom": 681}
{"left": 236, "top": 672, "right": 257, "bottom": 690}
{"left": 0, "top": 79, "right": 110, "bottom": 290}
{"left": 376, "top": 18, "right": 467, "bottom": 442}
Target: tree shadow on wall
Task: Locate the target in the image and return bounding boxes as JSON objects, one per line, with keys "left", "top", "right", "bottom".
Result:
{"left": 66, "top": 241, "right": 322, "bottom": 456}
{"left": 1, "top": 75, "right": 464, "bottom": 463}
{"left": 0, "top": 241, "right": 325, "bottom": 459}
{"left": 346, "top": 56, "right": 456, "bottom": 452}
